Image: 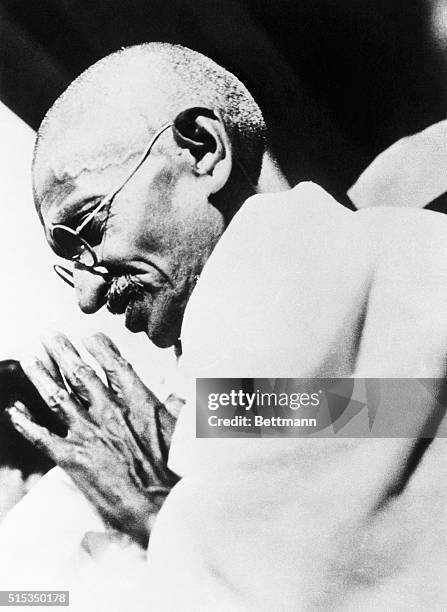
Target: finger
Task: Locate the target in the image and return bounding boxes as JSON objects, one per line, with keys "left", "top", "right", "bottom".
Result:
{"left": 20, "top": 356, "right": 81, "bottom": 427}
{"left": 6, "top": 401, "right": 61, "bottom": 460}
{"left": 82, "top": 333, "right": 149, "bottom": 401}
{"left": 164, "top": 392, "right": 186, "bottom": 419}
{"left": 43, "top": 354, "right": 69, "bottom": 389}
{"left": 30, "top": 343, "right": 66, "bottom": 388}
{"left": 82, "top": 333, "right": 164, "bottom": 445}
{"left": 41, "top": 332, "right": 108, "bottom": 404}
{"left": 82, "top": 333, "right": 172, "bottom": 466}
{"left": 159, "top": 394, "right": 182, "bottom": 454}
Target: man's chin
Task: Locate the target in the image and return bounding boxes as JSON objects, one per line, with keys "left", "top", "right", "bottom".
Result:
{"left": 132, "top": 309, "right": 182, "bottom": 348}
{"left": 124, "top": 315, "right": 174, "bottom": 347}
{"left": 144, "top": 322, "right": 181, "bottom": 348}
{"left": 123, "top": 292, "right": 184, "bottom": 348}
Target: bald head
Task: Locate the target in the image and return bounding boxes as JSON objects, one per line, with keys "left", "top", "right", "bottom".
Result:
{"left": 33, "top": 43, "right": 267, "bottom": 212}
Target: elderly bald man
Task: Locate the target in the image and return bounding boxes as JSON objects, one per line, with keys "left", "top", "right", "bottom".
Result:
{"left": 5, "top": 43, "right": 447, "bottom": 609}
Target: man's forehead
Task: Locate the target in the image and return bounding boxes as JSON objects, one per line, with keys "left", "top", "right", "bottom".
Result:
{"left": 36, "top": 140, "right": 139, "bottom": 225}
{"left": 37, "top": 138, "right": 126, "bottom": 191}
{"left": 39, "top": 172, "right": 116, "bottom": 226}
{"left": 34, "top": 105, "right": 168, "bottom": 229}
{"left": 38, "top": 173, "right": 96, "bottom": 229}
{"left": 36, "top": 167, "right": 74, "bottom": 222}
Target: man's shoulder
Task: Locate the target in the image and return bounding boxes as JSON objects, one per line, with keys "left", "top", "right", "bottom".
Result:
{"left": 241, "top": 181, "right": 351, "bottom": 222}
{"left": 226, "top": 181, "right": 354, "bottom": 254}
{"left": 206, "top": 182, "right": 352, "bottom": 270}
{"left": 224, "top": 182, "right": 447, "bottom": 273}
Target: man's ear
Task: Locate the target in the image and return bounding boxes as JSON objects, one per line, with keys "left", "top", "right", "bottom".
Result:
{"left": 173, "top": 107, "right": 232, "bottom": 192}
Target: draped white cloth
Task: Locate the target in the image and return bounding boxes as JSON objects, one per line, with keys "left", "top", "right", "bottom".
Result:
{"left": 2, "top": 182, "right": 447, "bottom": 610}
{"left": 349, "top": 120, "right": 447, "bottom": 209}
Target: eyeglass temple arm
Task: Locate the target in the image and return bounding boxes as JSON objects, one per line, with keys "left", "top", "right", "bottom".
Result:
{"left": 54, "top": 264, "right": 114, "bottom": 288}
{"left": 76, "top": 122, "right": 174, "bottom": 234}
{"left": 53, "top": 265, "right": 75, "bottom": 288}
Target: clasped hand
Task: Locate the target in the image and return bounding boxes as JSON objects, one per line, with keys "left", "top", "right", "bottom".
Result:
{"left": 7, "top": 332, "right": 178, "bottom": 548}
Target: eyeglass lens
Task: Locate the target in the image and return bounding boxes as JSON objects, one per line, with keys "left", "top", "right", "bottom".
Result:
{"left": 52, "top": 226, "right": 96, "bottom": 267}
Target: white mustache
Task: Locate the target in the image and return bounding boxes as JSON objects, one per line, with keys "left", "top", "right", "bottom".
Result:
{"left": 106, "top": 275, "right": 144, "bottom": 315}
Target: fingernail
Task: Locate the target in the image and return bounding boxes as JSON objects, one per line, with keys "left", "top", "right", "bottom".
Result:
{"left": 41, "top": 332, "right": 72, "bottom": 354}
{"left": 20, "top": 355, "right": 40, "bottom": 371}
{"left": 5, "top": 403, "right": 24, "bottom": 426}
{"left": 84, "top": 332, "right": 115, "bottom": 349}
{"left": 39, "top": 331, "right": 60, "bottom": 348}
{"left": 40, "top": 329, "right": 63, "bottom": 341}
{"left": 12, "top": 401, "right": 26, "bottom": 413}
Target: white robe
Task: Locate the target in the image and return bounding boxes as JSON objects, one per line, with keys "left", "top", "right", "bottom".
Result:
{"left": 2, "top": 183, "right": 447, "bottom": 610}
{"left": 149, "top": 182, "right": 447, "bottom": 610}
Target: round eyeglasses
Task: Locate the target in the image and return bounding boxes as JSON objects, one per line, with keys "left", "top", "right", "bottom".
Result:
{"left": 51, "top": 122, "right": 174, "bottom": 283}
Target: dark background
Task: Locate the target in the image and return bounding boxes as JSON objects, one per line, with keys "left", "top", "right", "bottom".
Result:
{"left": 1, "top": 0, "right": 447, "bottom": 205}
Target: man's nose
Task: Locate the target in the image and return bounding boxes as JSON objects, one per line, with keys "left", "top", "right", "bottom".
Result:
{"left": 73, "top": 266, "right": 109, "bottom": 314}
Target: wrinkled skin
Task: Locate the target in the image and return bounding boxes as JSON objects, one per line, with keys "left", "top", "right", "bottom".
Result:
{"left": 7, "top": 332, "right": 178, "bottom": 547}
